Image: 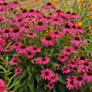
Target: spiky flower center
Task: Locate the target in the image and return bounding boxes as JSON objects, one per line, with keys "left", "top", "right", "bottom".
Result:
{"left": 83, "top": 62, "right": 89, "bottom": 66}
{"left": 42, "top": 57, "right": 45, "bottom": 61}
{"left": 65, "top": 23, "right": 70, "bottom": 28}
{"left": 56, "top": 9, "right": 61, "bottom": 13}
{"left": 25, "top": 25, "right": 29, "bottom": 28}
{"left": 45, "top": 72, "right": 49, "bottom": 75}
{"left": 55, "top": 31, "right": 58, "bottom": 34}
{"left": 67, "top": 11, "right": 71, "bottom": 14}
{"left": 5, "top": 28, "right": 9, "bottom": 33}
{"left": 13, "top": 27, "right": 19, "bottom": 33}
{"left": 47, "top": 2, "right": 52, "bottom": 5}
{"left": 33, "top": 47, "right": 37, "bottom": 50}
{"left": 54, "top": 18, "right": 58, "bottom": 21}
{"left": 74, "top": 37, "right": 80, "bottom": 40}
{"left": 80, "top": 56, "right": 85, "bottom": 60}
{"left": 29, "top": 9, "right": 34, "bottom": 12}
{"left": 70, "top": 80, "right": 74, "bottom": 84}
{"left": 38, "top": 21, "right": 43, "bottom": 25}
{"left": 28, "top": 52, "right": 32, "bottom": 55}
{"left": 13, "top": 1, "right": 18, "bottom": 4}
{"left": 3, "top": 2, "right": 8, "bottom": 5}
{"left": 45, "top": 35, "right": 52, "bottom": 40}
{"left": 67, "top": 49, "right": 70, "bottom": 52}
{"left": 22, "top": 9, "right": 27, "bottom": 13}
{"left": 72, "top": 25, "right": 76, "bottom": 28}
{"left": 87, "top": 71, "right": 92, "bottom": 75}
{"left": 29, "top": 32, "right": 33, "bottom": 35}
{"left": 72, "top": 12, "right": 76, "bottom": 15}
{"left": 18, "top": 18, "right": 22, "bottom": 22}
{"left": 77, "top": 75, "right": 83, "bottom": 81}
{"left": 20, "top": 44, "right": 26, "bottom": 49}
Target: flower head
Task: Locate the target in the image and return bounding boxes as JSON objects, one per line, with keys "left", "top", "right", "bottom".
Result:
{"left": 41, "top": 35, "right": 55, "bottom": 47}
{"left": 41, "top": 68, "right": 53, "bottom": 80}
{"left": 15, "top": 67, "right": 23, "bottom": 75}
{"left": 62, "top": 46, "right": 75, "bottom": 55}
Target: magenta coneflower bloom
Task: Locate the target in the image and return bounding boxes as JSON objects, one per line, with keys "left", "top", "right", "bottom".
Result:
{"left": 23, "top": 16, "right": 36, "bottom": 24}
{"left": 3, "top": 27, "right": 12, "bottom": 38}
{"left": 61, "top": 23, "right": 72, "bottom": 35}
{"left": 50, "top": 74, "right": 59, "bottom": 83}
{"left": 66, "top": 76, "right": 78, "bottom": 90}
{"left": 42, "top": 15, "right": 52, "bottom": 23}
{"left": 68, "top": 20, "right": 78, "bottom": 27}
{"left": 51, "top": 17, "right": 62, "bottom": 26}
{"left": 52, "top": 9, "right": 64, "bottom": 17}
{"left": 53, "top": 65, "right": 60, "bottom": 70}
{"left": 35, "top": 10, "right": 44, "bottom": 17}
{"left": 10, "top": 58, "right": 21, "bottom": 65}
{"left": 27, "top": 32, "right": 37, "bottom": 38}
{"left": 70, "top": 36, "right": 86, "bottom": 46}
{"left": 14, "top": 17, "right": 24, "bottom": 26}
{"left": 17, "top": 44, "right": 28, "bottom": 54}
{"left": 57, "top": 53, "right": 68, "bottom": 62}
{"left": 63, "top": 11, "right": 72, "bottom": 19}
{"left": 20, "top": 25, "right": 32, "bottom": 32}
{"left": 70, "top": 25, "right": 77, "bottom": 34}
{"left": 47, "top": 82, "right": 54, "bottom": 90}
{"left": 76, "top": 27, "right": 85, "bottom": 33}
{"left": 50, "top": 30, "right": 64, "bottom": 38}
{"left": 84, "top": 70, "right": 92, "bottom": 82}
{"left": 11, "top": 1, "right": 21, "bottom": 7}
{"left": 10, "top": 27, "right": 23, "bottom": 40}
{"left": 71, "top": 12, "right": 80, "bottom": 19}
{"left": 36, "top": 56, "right": 50, "bottom": 64}
{"left": 41, "top": 35, "right": 55, "bottom": 47}
{"left": 30, "top": 45, "right": 41, "bottom": 53}
{"left": 28, "top": 8, "right": 36, "bottom": 16}
{"left": 42, "top": 2, "right": 55, "bottom": 10}
{"left": 19, "top": 8, "right": 28, "bottom": 17}
{"left": 2, "top": 1, "right": 10, "bottom": 11}
{"left": 78, "top": 61, "right": 91, "bottom": 72}
{"left": 41, "top": 68, "right": 53, "bottom": 80}
{"left": 72, "top": 45, "right": 80, "bottom": 51}
{"left": 33, "top": 21, "right": 46, "bottom": 31}
{"left": 11, "top": 42, "right": 22, "bottom": 50}
{"left": 68, "top": 58, "right": 78, "bottom": 68}
{"left": 24, "top": 50, "right": 35, "bottom": 59}
{"left": 77, "top": 55, "right": 87, "bottom": 64}
{"left": 75, "top": 75, "right": 85, "bottom": 87}
{"left": 61, "top": 65, "right": 70, "bottom": 73}
{"left": 62, "top": 46, "right": 75, "bottom": 55}
{"left": 14, "top": 67, "right": 23, "bottom": 75}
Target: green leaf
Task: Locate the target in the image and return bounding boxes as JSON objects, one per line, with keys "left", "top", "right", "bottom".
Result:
{"left": 5, "top": 42, "right": 12, "bottom": 50}
{"left": 8, "top": 80, "right": 19, "bottom": 90}
{"left": 58, "top": 75, "right": 65, "bottom": 84}
{"left": 28, "top": 80, "right": 34, "bottom": 92}
{"left": 35, "top": 74, "right": 41, "bottom": 82}
{"left": 8, "top": 74, "right": 16, "bottom": 86}
{"left": 0, "top": 65, "right": 6, "bottom": 72}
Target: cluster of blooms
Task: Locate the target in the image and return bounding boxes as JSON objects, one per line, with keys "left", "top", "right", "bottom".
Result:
{"left": 10, "top": 43, "right": 41, "bottom": 75}
{"left": 41, "top": 68, "right": 59, "bottom": 90}
{"left": 55, "top": 54, "right": 92, "bottom": 89}
{"left": 0, "top": 0, "right": 92, "bottom": 91}
{"left": 0, "top": 0, "right": 21, "bottom": 12}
